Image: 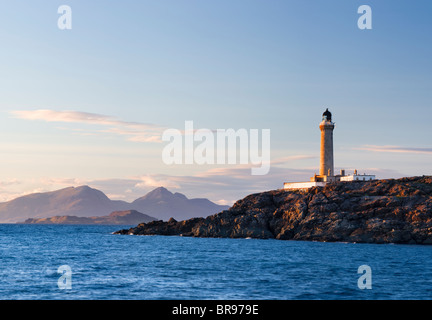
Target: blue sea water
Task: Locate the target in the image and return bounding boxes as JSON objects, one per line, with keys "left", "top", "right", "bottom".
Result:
{"left": 0, "top": 224, "right": 432, "bottom": 300}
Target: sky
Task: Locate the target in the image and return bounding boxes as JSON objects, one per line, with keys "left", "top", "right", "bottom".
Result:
{"left": 0, "top": 0, "right": 430, "bottom": 205}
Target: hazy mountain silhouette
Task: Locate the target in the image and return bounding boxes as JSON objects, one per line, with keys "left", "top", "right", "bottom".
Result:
{"left": 131, "top": 187, "right": 230, "bottom": 221}
{"left": 22, "top": 210, "right": 156, "bottom": 225}
{"left": 0, "top": 185, "right": 229, "bottom": 223}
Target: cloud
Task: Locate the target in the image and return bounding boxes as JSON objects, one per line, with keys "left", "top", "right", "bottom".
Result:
{"left": 0, "top": 179, "right": 21, "bottom": 187}
{"left": 10, "top": 109, "right": 166, "bottom": 143}
{"left": 40, "top": 177, "right": 88, "bottom": 187}
{"left": 0, "top": 163, "right": 407, "bottom": 205}
{"left": 122, "top": 165, "right": 406, "bottom": 205}
{"left": 270, "top": 155, "right": 317, "bottom": 166}
{"left": 134, "top": 175, "right": 181, "bottom": 190}
{"left": 356, "top": 145, "right": 432, "bottom": 155}
{"left": 150, "top": 165, "right": 315, "bottom": 205}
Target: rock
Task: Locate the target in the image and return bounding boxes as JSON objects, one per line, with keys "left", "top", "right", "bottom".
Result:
{"left": 114, "top": 176, "right": 432, "bottom": 244}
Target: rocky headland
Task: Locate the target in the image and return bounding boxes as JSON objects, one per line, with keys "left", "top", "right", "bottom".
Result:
{"left": 115, "top": 176, "right": 432, "bottom": 244}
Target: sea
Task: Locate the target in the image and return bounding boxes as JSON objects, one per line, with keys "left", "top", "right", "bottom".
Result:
{"left": 0, "top": 224, "right": 432, "bottom": 300}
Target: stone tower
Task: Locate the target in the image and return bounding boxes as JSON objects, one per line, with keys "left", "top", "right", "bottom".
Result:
{"left": 319, "top": 108, "right": 335, "bottom": 177}
{"left": 283, "top": 108, "right": 376, "bottom": 190}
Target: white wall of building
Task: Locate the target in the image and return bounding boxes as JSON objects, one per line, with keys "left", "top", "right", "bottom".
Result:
{"left": 339, "top": 174, "right": 375, "bottom": 182}
{"left": 284, "top": 181, "right": 327, "bottom": 190}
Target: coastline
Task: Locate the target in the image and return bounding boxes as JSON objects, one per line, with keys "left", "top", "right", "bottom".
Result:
{"left": 115, "top": 176, "right": 432, "bottom": 245}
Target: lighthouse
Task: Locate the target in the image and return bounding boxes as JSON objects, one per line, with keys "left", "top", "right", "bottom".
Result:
{"left": 319, "top": 108, "right": 335, "bottom": 177}
{"left": 283, "top": 108, "right": 376, "bottom": 190}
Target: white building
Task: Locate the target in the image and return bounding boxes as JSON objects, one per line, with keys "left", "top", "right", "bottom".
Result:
{"left": 283, "top": 181, "right": 327, "bottom": 190}
{"left": 339, "top": 170, "right": 375, "bottom": 182}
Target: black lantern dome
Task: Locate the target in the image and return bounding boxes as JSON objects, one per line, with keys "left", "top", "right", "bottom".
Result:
{"left": 322, "top": 108, "right": 332, "bottom": 121}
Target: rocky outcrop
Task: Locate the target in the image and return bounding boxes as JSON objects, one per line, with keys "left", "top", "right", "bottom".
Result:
{"left": 114, "top": 176, "right": 432, "bottom": 244}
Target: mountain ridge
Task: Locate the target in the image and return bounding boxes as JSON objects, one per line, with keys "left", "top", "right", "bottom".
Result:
{"left": 0, "top": 186, "right": 229, "bottom": 223}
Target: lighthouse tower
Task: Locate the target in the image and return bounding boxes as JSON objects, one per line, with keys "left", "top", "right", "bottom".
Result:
{"left": 283, "top": 107, "right": 375, "bottom": 190}
{"left": 319, "top": 108, "right": 335, "bottom": 178}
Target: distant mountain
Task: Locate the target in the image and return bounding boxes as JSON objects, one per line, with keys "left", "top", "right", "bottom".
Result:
{"left": 0, "top": 185, "right": 230, "bottom": 223}
{"left": 21, "top": 210, "right": 156, "bottom": 225}
{"left": 131, "top": 187, "right": 230, "bottom": 221}
{"left": 0, "top": 186, "right": 128, "bottom": 223}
